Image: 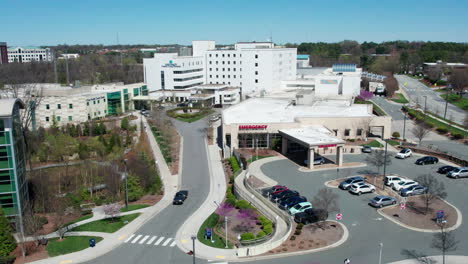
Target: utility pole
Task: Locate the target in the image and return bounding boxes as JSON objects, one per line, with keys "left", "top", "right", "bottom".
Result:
{"left": 443, "top": 85, "right": 450, "bottom": 119}
{"left": 124, "top": 159, "right": 128, "bottom": 210}
{"left": 191, "top": 235, "right": 196, "bottom": 264}
{"left": 402, "top": 107, "right": 407, "bottom": 141}
{"left": 65, "top": 56, "right": 70, "bottom": 85}
{"left": 225, "top": 216, "right": 228, "bottom": 248}
{"left": 382, "top": 141, "right": 388, "bottom": 190}
{"left": 423, "top": 95, "right": 428, "bottom": 117}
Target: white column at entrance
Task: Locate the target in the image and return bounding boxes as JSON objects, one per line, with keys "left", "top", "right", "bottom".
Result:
{"left": 281, "top": 137, "right": 288, "bottom": 155}
{"left": 336, "top": 146, "right": 343, "bottom": 167}
{"left": 308, "top": 148, "right": 314, "bottom": 169}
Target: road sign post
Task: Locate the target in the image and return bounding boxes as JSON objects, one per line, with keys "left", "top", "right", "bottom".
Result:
{"left": 336, "top": 213, "right": 343, "bottom": 220}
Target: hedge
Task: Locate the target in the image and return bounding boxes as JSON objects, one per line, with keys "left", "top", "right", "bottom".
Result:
{"left": 240, "top": 232, "right": 255, "bottom": 241}
{"left": 229, "top": 156, "right": 240, "bottom": 173}
{"left": 236, "top": 200, "right": 254, "bottom": 209}
{"left": 263, "top": 224, "right": 273, "bottom": 235}
{"left": 436, "top": 127, "right": 448, "bottom": 134}
{"left": 256, "top": 230, "right": 266, "bottom": 238}
{"left": 392, "top": 131, "right": 400, "bottom": 138}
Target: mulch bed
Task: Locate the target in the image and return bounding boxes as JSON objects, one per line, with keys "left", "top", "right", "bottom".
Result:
{"left": 246, "top": 176, "right": 269, "bottom": 189}
{"left": 12, "top": 242, "right": 48, "bottom": 264}
{"left": 237, "top": 149, "right": 281, "bottom": 159}
{"left": 264, "top": 221, "right": 343, "bottom": 255}
{"left": 130, "top": 194, "right": 163, "bottom": 206}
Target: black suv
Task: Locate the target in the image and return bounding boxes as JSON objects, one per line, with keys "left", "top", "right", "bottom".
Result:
{"left": 270, "top": 190, "right": 299, "bottom": 202}
{"left": 294, "top": 208, "right": 328, "bottom": 225}
{"left": 415, "top": 156, "right": 438, "bottom": 165}
{"left": 173, "top": 190, "right": 188, "bottom": 205}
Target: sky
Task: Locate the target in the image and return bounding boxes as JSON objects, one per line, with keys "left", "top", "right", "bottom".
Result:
{"left": 2, "top": 0, "right": 468, "bottom": 46}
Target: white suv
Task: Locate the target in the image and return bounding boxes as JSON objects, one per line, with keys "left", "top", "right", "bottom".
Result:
{"left": 392, "top": 180, "right": 418, "bottom": 192}
{"left": 384, "top": 175, "right": 405, "bottom": 186}
{"left": 395, "top": 149, "right": 412, "bottom": 159}
{"left": 349, "top": 182, "right": 376, "bottom": 195}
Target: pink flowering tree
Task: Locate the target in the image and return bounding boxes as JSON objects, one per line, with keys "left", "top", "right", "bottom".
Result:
{"left": 357, "top": 89, "right": 374, "bottom": 101}
{"left": 216, "top": 202, "right": 235, "bottom": 220}
{"left": 234, "top": 209, "right": 257, "bottom": 233}
{"left": 103, "top": 203, "right": 123, "bottom": 221}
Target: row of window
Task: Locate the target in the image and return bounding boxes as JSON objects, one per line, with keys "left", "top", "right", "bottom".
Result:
{"left": 334, "top": 128, "right": 363, "bottom": 137}
{"left": 46, "top": 103, "right": 73, "bottom": 110}
{"left": 209, "top": 74, "right": 242, "bottom": 79}
{"left": 173, "top": 75, "right": 204, "bottom": 82}
{"left": 173, "top": 82, "right": 203, "bottom": 89}
{"left": 44, "top": 110, "right": 107, "bottom": 122}
{"left": 209, "top": 67, "right": 240, "bottom": 72}
{"left": 208, "top": 53, "right": 240, "bottom": 58}
{"left": 209, "top": 60, "right": 240, "bottom": 65}
{"left": 173, "top": 68, "right": 203, "bottom": 74}
{"left": 87, "top": 99, "right": 106, "bottom": 105}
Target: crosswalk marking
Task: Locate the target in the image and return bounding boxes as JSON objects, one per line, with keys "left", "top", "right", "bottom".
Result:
{"left": 124, "top": 234, "right": 135, "bottom": 243}
{"left": 147, "top": 236, "right": 157, "bottom": 245}
{"left": 139, "top": 235, "right": 150, "bottom": 244}
{"left": 170, "top": 241, "right": 177, "bottom": 247}
{"left": 162, "top": 238, "right": 172, "bottom": 246}
{"left": 131, "top": 234, "right": 142, "bottom": 244}
{"left": 155, "top": 237, "right": 165, "bottom": 245}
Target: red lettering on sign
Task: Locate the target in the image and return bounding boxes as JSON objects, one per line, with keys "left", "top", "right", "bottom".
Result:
{"left": 318, "top": 144, "right": 337, "bottom": 148}
{"left": 238, "top": 125, "right": 268, "bottom": 130}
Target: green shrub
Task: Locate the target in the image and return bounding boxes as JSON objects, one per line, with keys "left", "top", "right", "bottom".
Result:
{"left": 225, "top": 197, "right": 237, "bottom": 206}
{"left": 235, "top": 200, "right": 253, "bottom": 209}
{"left": 229, "top": 175, "right": 234, "bottom": 184}
{"left": 256, "top": 231, "right": 266, "bottom": 238}
{"left": 240, "top": 232, "right": 255, "bottom": 241}
{"left": 294, "top": 229, "right": 302, "bottom": 235}
{"left": 296, "top": 223, "right": 304, "bottom": 230}
{"left": 290, "top": 235, "right": 296, "bottom": 241}
{"left": 436, "top": 127, "right": 448, "bottom": 134}
{"left": 424, "top": 122, "right": 435, "bottom": 128}
{"left": 229, "top": 157, "right": 240, "bottom": 173}
{"left": 0, "top": 211, "right": 16, "bottom": 257}
{"left": 263, "top": 223, "right": 273, "bottom": 234}
{"left": 452, "top": 133, "right": 464, "bottom": 140}
{"left": 392, "top": 131, "right": 400, "bottom": 138}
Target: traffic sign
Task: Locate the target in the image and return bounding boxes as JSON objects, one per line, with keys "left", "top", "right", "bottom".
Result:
{"left": 336, "top": 213, "right": 343, "bottom": 220}
{"left": 400, "top": 203, "right": 406, "bottom": 210}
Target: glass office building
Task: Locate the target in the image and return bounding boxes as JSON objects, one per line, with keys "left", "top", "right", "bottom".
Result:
{"left": 0, "top": 99, "right": 28, "bottom": 224}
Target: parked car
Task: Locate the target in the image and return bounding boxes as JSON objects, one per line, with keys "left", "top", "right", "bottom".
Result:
{"left": 173, "top": 190, "right": 188, "bottom": 205}
{"left": 362, "top": 145, "right": 372, "bottom": 153}
{"left": 415, "top": 156, "right": 439, "bottom": 165}
{"left": 437, "top": 165, "right": 457, "bottom": 174}
{"left": 395, "top": 148, "right": 412, "bottom": 159}
{"left": 304, "top": 156, "right": 326, "bottom": 166}
{"left": 369, "top": 195, "right": 397, "bottom": 208}
{"left": 278, "top": 196, "right": 307, "bottom": 210}
{"left": 348, "top": 182, "right": 376, "bottom": 195}
{"left": 447, "top": 167, "right": 468, "bottom": 179}
{"left": 261, "top": 185, "right": 287, "bottom": 197}
{"left": 177, "top": 102, "right": 188, "bottom": 107}
{"left": 270, "top": 190, "right": 299, "bottom": 202}
{"left": 339, "top": 176, "right": 365, "bottom": 190}
{"left": 288, "top": 202, "right": 313, "bottom": 215}
{"left": 392, "top": 180, "right": 418, "bottom": 192}
{"left": 294, "top": 208, "right": 328, "bottom": 225}
{"left": 209, "top": 114, "right": 221, "bottom": 122}
{"left": 384, "top": 175, "right": 405, "bottom": 186}
{"left": 400, "top": 185, "right": 427, "bottom": 197}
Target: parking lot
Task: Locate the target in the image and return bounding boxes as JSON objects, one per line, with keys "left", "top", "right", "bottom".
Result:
{"left": 256, "top": 153, "right": 468, "bottom": 264}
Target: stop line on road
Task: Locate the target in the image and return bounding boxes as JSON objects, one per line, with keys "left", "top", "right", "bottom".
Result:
{"left": 123, "top": 234, "right": 177, "bottom": 248}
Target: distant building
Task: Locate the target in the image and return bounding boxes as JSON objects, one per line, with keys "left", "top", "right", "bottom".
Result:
{"left": 297, "top": 54, "right": 310, "bottom": 68}
{"left": 0, "top": 99, "right": 28, "bottom": 226}
{"left": 423, "top": 61, "right": 468, "bottom": 74}
{"left": 59, "top": 53, "right": 80, "bottom": 60}
{"left": 7, "top": 46, "right": 53, "bottom": 63}
{"left": 0, "top": 42, "right": 8, "bottom": 64}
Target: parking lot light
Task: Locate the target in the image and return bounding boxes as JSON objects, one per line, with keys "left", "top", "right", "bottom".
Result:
{"left": 379, "top": 242, "right": 383, "bottom": 264}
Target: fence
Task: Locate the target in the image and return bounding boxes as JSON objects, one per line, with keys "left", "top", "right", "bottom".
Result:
{"left": 401, "top": 143, "right": 467, "bottom": 166}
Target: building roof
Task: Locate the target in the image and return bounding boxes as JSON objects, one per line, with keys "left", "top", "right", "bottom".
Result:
{"left": 222, "top": 98, "right": 372, "bottom": 124}
{"left": 8, "top": 46, "right": 47, "bottom": 50}
{"left": 280, "top": 126, "right": 345, "bottom": 147}
{"left": 0, "top": 98, "right": 25, "bottom": 117}
{"left": 297, "top": 54, "right": 310, "bottom": 60}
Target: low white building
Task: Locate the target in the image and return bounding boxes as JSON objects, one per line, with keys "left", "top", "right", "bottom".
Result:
{"left": 59, "top": 53, "right": 80, "bottom": 59}
{"left": 7, "top": 46, "right": 53, "bottom": 63}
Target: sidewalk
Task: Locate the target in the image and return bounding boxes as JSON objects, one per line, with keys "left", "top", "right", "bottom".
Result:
{"left": 388, "top": 255, "right": 468, "bottom": 264}
{"left": 28, "top": 115, "right": 180, "bottom": 264}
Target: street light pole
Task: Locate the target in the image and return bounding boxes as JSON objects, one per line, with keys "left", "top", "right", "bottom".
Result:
{"left": 379, "top": 242, "right": 384, "bottom": 264}
{"left": 423, "top": 95, "right": 428, "bottom": 114}
{"left": 124, "top": 159, "right": 128, "bottom": 210}
{"left": 191, "top": 235, "right": 196, "bottom": 264}
{"left": 225, "top": 216, "right": 228, "bottom": 248}
{"left": 382, "top": 141, "right": 388, "bottom": 190}
{"left": 402, "top": 107, "right": 407, "bottom": 141}
{"left": 444, "top": 85, "right": 450, "bottom": 119}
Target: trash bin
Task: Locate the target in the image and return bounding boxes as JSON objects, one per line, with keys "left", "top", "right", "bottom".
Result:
{"left": 89, "top": 238, "right": 96, "bottom": 247}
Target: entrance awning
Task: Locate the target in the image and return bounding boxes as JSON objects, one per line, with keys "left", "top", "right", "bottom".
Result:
{"left": 279, "top": 126, "right": 345, "bottom": 149}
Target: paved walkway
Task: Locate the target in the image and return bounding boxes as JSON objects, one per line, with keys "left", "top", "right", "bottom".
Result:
{"left": 28, "top": 115, "right": 180, "bottom": 264}
{"left": 388, "top": 255, "right": 468, "bottom": 264}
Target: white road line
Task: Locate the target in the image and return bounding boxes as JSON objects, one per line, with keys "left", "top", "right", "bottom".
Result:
{"left": 162, "top": 238, "right": 173, "bottom": 246}
{"left": 131, "top": 234, "right": 143, "bottom": 244}
{"left": 170, "top": 241, "right": 177, "bottom": 247}
{"left": 124, "top": 234, "right": 135, "bottom": 243}
{"left": 155, "top": 237, "right": 165, "bottom": 245}
{"left": 147, "top": 236, "right": 157, "bottom": 245}
{"left": 139, "top": 235, "right": 150, "bottom": 244}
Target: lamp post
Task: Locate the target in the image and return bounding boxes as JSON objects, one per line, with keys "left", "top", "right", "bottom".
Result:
{"left": 402, "top": 107, "right": 407, "bottom": 141}
{"left": 124, "top": 159, "right": 128, "bottom": 210}
{"left": 444, "top": 85, "right": 451, "bottom": 119}
{"left": 225, "top": 216, "right": 228, "bottom": 248}
{"left": 379, "top": 242, "right": 384, "bottom": 264}
{"left": 423, "top": 95, "right": 428, "bottom": 115}
{"left": 382, "top": 141, "right": 388, "bottom": 190}
{"left": 191, "top": 235, "right": 196, "bottom": 264}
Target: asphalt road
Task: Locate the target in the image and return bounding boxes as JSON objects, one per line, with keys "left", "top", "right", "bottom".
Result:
{"left": 250, "top": 155, "right": 468, "bottom": 264}
{"left": 86, "top": 118, "right": 212, "bottom": 264}
{"left": 394, "top": 75, "right": 465, "bottom": 125}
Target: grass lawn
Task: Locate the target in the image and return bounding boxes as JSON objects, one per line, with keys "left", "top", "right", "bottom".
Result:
{"left": 70, "top": 213, "right": 141, "bottom": 233}
{"left": 197, "top": 213, "right": 234, "bottom": 249}
{"left": 403, "top": 107, "right": 467, "bottom": 137}
{"left": 391, "top": 93, "right": 409, "bottom": 104}
{"left": 386, "top": 140, "right": 400, "bottom": 146}
{"left": 120, "top": 204, "right": 149, "bottom": 212}
{"left": 151, "top": 128, "right": 172, "bottom": 164}
{"left": 434, "top": 88, "right": 446, "bottom": 93}
{"left": 439, "top": 93, "right": 468, "bottom": 111}
{"left": 361, "top": 140, "right": 383, "bottom": 148}
{"left": 65, "top": 213, "right": 93, "bottom": 226}
{"left": 47, "top": 236, "right": 103, "bottom": 257}
{"left": 247, "top": 155, "right": 273, "bottom": 163}
{"left": 176, "top": 110, "right": 214, "bottom": 123}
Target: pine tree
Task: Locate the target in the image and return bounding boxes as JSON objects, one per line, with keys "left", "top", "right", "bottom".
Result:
{"left": 0, "top": 211, "right": 16, "bottom": 257}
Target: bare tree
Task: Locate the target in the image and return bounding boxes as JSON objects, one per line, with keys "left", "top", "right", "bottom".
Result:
{"left": 400, "top": 249, "right": 435, "bottom": 264}
{"left": 412, "top": 123, "right": 430, "bottom": 145}
{"left": 358, "top": 117, "right": 373, "bottom": 141}
{"left": 427, "top": 65, "right": 442, "bottom": 83}
{"left": 312, "top": 188, "right": 339, "bottom": 214}
{"left": 52, "top": 198, "right": 73, "bottom": 240}
{"left": 449, "top": 69, "right": 468, "bottom": 98}
{"left": 365, "top": 150, "right": 392, "bottom": 184}
{"left": 415, "top": 174, "right": 447, "bottom": 215}
{"left": 431, "top": 227, "right": 458, "bottom": 264}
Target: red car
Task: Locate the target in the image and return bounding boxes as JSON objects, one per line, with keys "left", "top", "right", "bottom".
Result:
{"left": 262, "top": 185, "right": 288, "bottom": 197}
{"left": 271, "top": 186, "right": 289, "bottom": 195}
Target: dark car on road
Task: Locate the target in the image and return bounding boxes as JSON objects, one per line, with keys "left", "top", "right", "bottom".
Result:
{"left": 278, "top": 196, "right": 307, "bottom": 210}
{"left": 415, "top": 156, "right": 438, "bottom": 165}
{"left": 270, "top": 190, "right": 299, "bottom": 202}
{"left": 362, "top": 145, "right": 372, "bottom": 153}
{"left": 339, "top": 176, "right": 365, "bottom": 190}
{"left": 173, "top": 190, "right": 188, "bottom": 205}
{"left": 368, "top": 195, "right": 397, "bottom": 208}
{"left": 262, "top": 185, "right": 288, "bottom": 197}
{"left": 438, "top": 165, "right": 457, "bottom": 174}
{"left": 400, "top": 185, "right": 427, "bottom": 197}
{"left": 294, "top": 208, "right": 328, "bottom": 225}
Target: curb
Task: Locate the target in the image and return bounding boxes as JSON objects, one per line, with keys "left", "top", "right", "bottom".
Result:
{"left": 298, "top": 163, "right": 367, "bottom": 173}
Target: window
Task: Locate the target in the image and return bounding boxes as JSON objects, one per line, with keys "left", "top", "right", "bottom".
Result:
{"left": 222, "top": 61, "right": 225, "bottom": 64}
{"left": 233, "top": 54, "right": 236, "bottom": 57}
{"left": 210, "top": 75, "right": 212, "bottom": 78}
{"left": 255, "top": 63, "right": 258, "bottom": 67}
{"left": 255, "top": 79, "right": 258, "bottom": 83}
{"left": 57, "top": 104, "right": 61, "bottom": 109}
{"left": 209, "top": 68, "right": 212, "bottom": 71}
{"left": 209, "top": 61, "right": 212, "bottom": 64}
{"left": 216, "top": 54, "right": 218, "bottom": 57}
{"left": 97, "top": 100, "right": 100, "bottom": 103}
{"left": 357, "top": 129, "right": 363, "bottom": 136}
{"left": 216, "top": 68, "right": 218, "bottom": 71}
{"left": 45, "top": 117, "right": 49, "bottom": 122}
{"left": 255, "top": 71, "right": 258, "bottom": 75}
{"left": 333, "top": 129, "right": 338, "bottom": 136}
{"left": 68, "top": 116, "right": 72, "bottom": 121}
{"left": 344, "top": 129, "right": 350, "bottom": 136}
{"left": 223, "top": 68, "right": 225, "bottom": 71}
{"left": 209, "top": 54, "right": 212, "bottom": 57}
{"left": 57, "top": 116, "right": 61, "bottom": 121}
{"left": 255, "top": 54, "right": 258, "bottom": 59}
{"left": 69, "top": 104, "right": 73, "bottom": 109}
{"left": 87, "top": 102, "right": 89, "bottom": 106}
{"left": 222, "top": 54, "right": 225, "bottom": 57}
{"left": 223, "top": 75, "right": 225, "bottom": 78}
{"left": 228, "top": 54, "right": 230, "bottom": 57}
{"left": 93, "top": 101, "right": 96, "bottom": 105}
{"left": 46, "top": 104, "right": 50, "bottom": 110}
